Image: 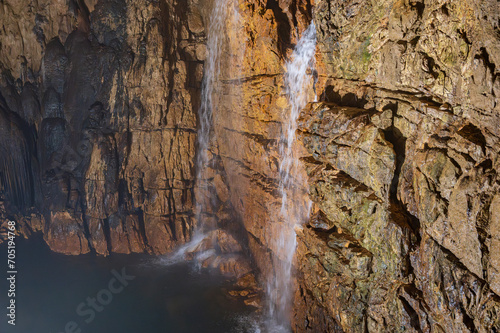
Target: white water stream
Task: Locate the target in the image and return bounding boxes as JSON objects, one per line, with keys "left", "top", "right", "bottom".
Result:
{"left": 266, "top": 23, "right": 317, "bottom": 332}
{"left": 162, "top": 3, "right": 317, "bottom": 331}
{"left": 159, "top": 0, "right": 234, "bottom": 265}
{"left": 194, "top": 0, "right": 229, "bottom": 232}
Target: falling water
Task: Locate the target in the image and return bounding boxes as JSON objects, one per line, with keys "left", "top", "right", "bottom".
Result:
{"left": 194, "top": 0, "right": 229, "bottom": 233}
{"left": 267, "top": 23, "right": 317, "bottom": 331}
{"left": 154, "top": 1, "right": 232, "bottom": 264}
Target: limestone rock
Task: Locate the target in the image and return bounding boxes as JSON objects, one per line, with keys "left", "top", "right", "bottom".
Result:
{"left": 44, "top": 211, "right": 90, "bottom": 255}
{"left": 0, "top": 0, "right": 204, "bottom": 255}
{"left": 2, "top": 0, "right": 500, "bottom": 331}
{"left": 489, "top": 195, "right": 500, "bottom": 296}
{"left": 292, "top": 0, "right": 500, "bottom": 331}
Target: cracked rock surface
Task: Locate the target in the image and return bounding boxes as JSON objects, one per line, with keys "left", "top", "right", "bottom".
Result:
{"left": 292, "top": 0, "right": 500, "bottom": 331}
{"left": 1, "top": 0, "right": 500, "bottom": 331}
{"left": 0, "top": 0, "right": 207, "bottom": 254}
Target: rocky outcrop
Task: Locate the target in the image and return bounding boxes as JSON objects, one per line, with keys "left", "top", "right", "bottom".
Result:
{"left": 0, "top": 0, "right": 208, "bottom": 255}
{"left": 292, "top": 0, "right": 500, "bottom": 331}
{"left": 2, "top": 0, "right": 500, "bottom": 331}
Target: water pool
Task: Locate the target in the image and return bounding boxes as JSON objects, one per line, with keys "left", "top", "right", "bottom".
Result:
{"left": 0, "top": 234, "right": 258, "bottom": 333}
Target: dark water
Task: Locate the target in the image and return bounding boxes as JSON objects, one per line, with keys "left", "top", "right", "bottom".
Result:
{"left": 0, "top": 234, "right": 258, "bottom": 333}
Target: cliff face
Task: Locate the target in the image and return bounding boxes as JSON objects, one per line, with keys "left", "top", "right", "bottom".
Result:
{"left": 293, "top": 0, "right": 500, "bottom": 331}
{"left": 1, "top": 0, "right": 500, "bottom": 331}
{"left": 210, "top": 0, "right": 500, "bottom": 331}
{"left": 212, "top": 0, "right": 313, "bottom": 282}
{"left": 0, "top": 0, "right": 205, "bottom": 255}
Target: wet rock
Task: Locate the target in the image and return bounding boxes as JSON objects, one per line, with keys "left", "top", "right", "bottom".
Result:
{"left": 87, "top": 217, "right": 109, "bottom": 256}
{"left": 213, "top": 174, "right": 230, "bottom": 203}
{"left": 489, "top": 195, "right": 500, "bottom": 296}
{"left": 216, "top": 229, "right": 242, "bottom": 253}
{"left": 0, "top": 0, "right": 205, "bottom": 256}
{"left": 107, "top": 214, "right": 147, "bottom": 254}
{"left": 243, "top": 296, "right": 261, "bottom": 308}
{"left": 44, "top": 211, "right": 90, "bottom": 255}
{"left": 230, "top": 272, "right": 263, "bottom": 309}
{"left": 2, "top": 0, "right": 500, "bottom": 330}
{"left": 212, "top": 254, "right": 253, "bottom": 278}
{"left": 187, "top": 3, "right": 205, "bottom": 35}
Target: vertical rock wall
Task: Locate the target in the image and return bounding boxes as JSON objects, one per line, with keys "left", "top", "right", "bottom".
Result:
{"left": 2, "top": 0, "right": 500, "bottom": 331}
{"left": 0, "top": 0, "right": 206, "bottom": 255}
{"left": 210, "top": 0, "right": 314, "bottom": 295}
{"left": 293, "top": 0, "right": 500, "bottom": 331}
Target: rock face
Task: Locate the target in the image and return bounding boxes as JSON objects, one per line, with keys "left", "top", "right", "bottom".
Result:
{"left": 292, "top": 0, "right": 500, "bottom": 331}
{"left": 0, "top": 0, "right": 207, "bottom": 255}
{"left": 1, "top": 0, "right": 500, "bottom": 331}
{"left": 212, "top": 0, "right": 315, "bottom": 293}
{"left": 207, "top": 0, "right": 500, "bottom": 331}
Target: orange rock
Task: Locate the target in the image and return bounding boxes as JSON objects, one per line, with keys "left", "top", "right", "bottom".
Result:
{"left": 44, "top": 212, "right": 90, "bottom": 255}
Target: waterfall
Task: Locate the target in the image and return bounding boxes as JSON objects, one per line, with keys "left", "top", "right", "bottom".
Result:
{"left": 267, "top": 23, "right": 317, "bottom": 331}
{"left": 158, "top": 0, "right": 232, "bottom": 263}
{"left": 194, "top": 0, "right": 229, "bottom": 232}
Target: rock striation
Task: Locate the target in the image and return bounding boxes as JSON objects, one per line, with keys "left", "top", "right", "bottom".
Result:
{"left": 292, "top": 0, "right": 500, "bottom": 331}
{"left": 0, "top": 0, "right": 208, "bottom": 255}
